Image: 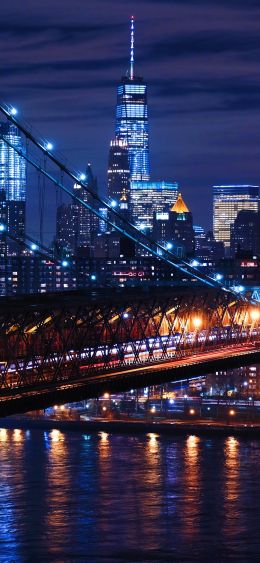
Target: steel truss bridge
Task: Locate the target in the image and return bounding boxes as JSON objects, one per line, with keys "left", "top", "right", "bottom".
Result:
{"left": 0, "top": 287, "right": 259, "bottom": 415}
{"left": 0, "top": 104, "right": 259, "bottom": 415}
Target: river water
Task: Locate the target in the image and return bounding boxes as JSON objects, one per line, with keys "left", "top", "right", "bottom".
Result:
{"left": 0, "top": 427, "right": 259, "bottom": 562}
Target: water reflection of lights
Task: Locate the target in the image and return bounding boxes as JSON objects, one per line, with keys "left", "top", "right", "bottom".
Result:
{"left": 183, "top": 435, "right": 201, "bottom": 539}
{"left": 13, "top": 429, "right": 23, "bottom": 442}
{"left": 50, "top": 429, "right": 64, "bottom": 442}
{"left": 0, "top": 428, "right": 8, "bottom": 442}
{"left": 224, "top": 436, "right": 240, "bottom": 533}
{"left": 147, "top": 432, "right": 159, "bottom": 454}
{"left": 186, "top": 434, "right": 200, "bottom": 451}
{"left": 98, "top": 432, "right": 110, "bottom": 461}
{"left": 226, "top": 436, "right": 239, "bottom": 451}
{"left": 147, "top": 432, "right": 159, "bottom": 443}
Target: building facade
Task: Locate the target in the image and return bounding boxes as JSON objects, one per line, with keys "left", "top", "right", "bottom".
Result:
{"left": 115, "top": 76, "right": 150, "bottom": 181}
{"left": 168, "top": 193, "right": 195, "bottom": 257}
{"left": 230, "top": 210, "right": 260, "bottom": 257}
{"left": 130, "top": 181, "right": 178, "bottom": 231}
{"left": 55, "top": 164, "right": 98, "bottom": 257}
{"left": 0, "top": 122, "right": 26, "bottom": 254}
{"left": 213, "top": 185, "right": 259, "bottom": 252}
{"left": 112, "top": 17, "right": 150, "bottom": 182}
{"left": 107, "top": 139, "right": 130, "bottom": 202}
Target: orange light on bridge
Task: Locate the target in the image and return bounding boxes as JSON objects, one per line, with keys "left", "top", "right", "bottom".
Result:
{"left": 189, "top": 408, "right": 195, "bottom": 415}
{"left": 250, "top": 309, "right": 260, "bottom": 322}
{"left": 229, "top": 409, "right": 235, "bottom": 416}
{"left": 193, "top": 316, "right": 202, "bottom": 329}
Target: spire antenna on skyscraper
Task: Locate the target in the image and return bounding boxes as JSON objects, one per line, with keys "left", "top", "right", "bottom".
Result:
{"left": 130, "top": 16, "right": 135, "bottom": 80}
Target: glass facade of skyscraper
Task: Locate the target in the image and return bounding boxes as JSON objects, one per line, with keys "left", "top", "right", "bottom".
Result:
{"left": 130, "top": 181, "right": 178, "bottom": 231}
{"left": 115, "top": 77, "right": 150, "bottom": 181}
{"left": 213, "top": 185, "right": 259, "bottom": 250}
{"left": 107, "top": 139, "right": 130, "bottom": 201}
{"left": 0, "top": 122, "right": 26, "bottom": 202}
{"left": 0, "top": 122, "right": 26, "bottom": 254}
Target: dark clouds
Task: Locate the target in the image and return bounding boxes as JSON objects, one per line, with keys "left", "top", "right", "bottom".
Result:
{"left": 1, "top": 0, "right": 260, "bottom": 233}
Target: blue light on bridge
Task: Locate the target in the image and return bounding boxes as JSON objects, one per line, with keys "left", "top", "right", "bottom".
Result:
{"left": 110, "top": 200, "right": 117, "bottom": 208}
{"left": 79, "top": 173, "right": 86, "bottom": 181}
{"left": 31, "top": 243, "right": 38, "bottom": 251}
{"left": 10, "top": 107, "right": 18, "bottom": 116}
{"left": 0, "top": 224, "right": 6, "bottom": 232}
{"left": 233, "top": 285, "right": 245, "bottom": 293}
{"left": 90, "top": 274, "right": 96, "bottom": 281}
{"left": 46, "top": 142, "right": 53, "bottom": 151}
{"left": 191, "top": 259, "right": 199, "bottom": 267}
{"left": 215, "top": 273, "right": 223, "bottom": 281}
{"left": 62, "top": 260, "right": 69, "bottom": 267}
{"left": 166, "top": 242, "right": 173, "bottom": 250}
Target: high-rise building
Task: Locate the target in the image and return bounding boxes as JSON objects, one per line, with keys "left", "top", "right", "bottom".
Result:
{"left": 107, "top": 139, "right": 130, "bottom": 202}
{"left": 230, "top": 210, "right": 260, "bottom": 257}
{"left": 213, "top": 185, "right": 259, "bottom": 252}
{"left": 0, "top": 122, "right": 26, "bottom": 254}
{"left": 130, "top": 180, "right": 178, "bottom": 231}
{"left": 168, "top": 193, "right": 194, "bottom": 257}
{"left": 193, "top": 225, "right": 206, "bottom": 251}
{"left": 114, "top": 17, "right": 150, "bottom": 181}
{"left": 55, "top": 164, "right": 98, "bottom": 256}
{"left": 195, "top": 230, "right": 225, "bottom": 261}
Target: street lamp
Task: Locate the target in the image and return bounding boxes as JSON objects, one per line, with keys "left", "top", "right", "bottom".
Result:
{"left": 193, "top": 316, "right": 202, "bottom": 329}
{"left": 251, "top": 309, "right": 260, "bottom": 322}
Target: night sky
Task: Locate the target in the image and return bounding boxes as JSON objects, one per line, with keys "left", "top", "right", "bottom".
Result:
{"left": 1, "top": 0, "right": 260, "bottom": 233}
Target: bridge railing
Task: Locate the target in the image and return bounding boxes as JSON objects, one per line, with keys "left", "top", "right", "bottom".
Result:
{"left": 0, "top": 289, "right": 259, "bottom": 392}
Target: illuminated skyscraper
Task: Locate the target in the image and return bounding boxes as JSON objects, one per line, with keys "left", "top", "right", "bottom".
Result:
{"left": 107, "top": 139, "right": 130, "bottom": 201}
{"left": 0, "top": 122, "right": 26, "bottom": 254}
{"left": 55, "top": 164, "right": 98, "bottom": 256}
{"left": 213, "top": 185, "right": 259, "bottom": 252}
{"left": 130, "top": 181, "right": 178, "bottom": 231}
{"left": 115, "top": 17, "right": 150, "bottom": 181}
{"left": 168, "top": 193, "right": 194, "bottom": 257}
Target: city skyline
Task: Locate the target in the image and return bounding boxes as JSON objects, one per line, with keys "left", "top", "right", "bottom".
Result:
{"left": 1, "top": 0, "right": 260, "bottom": 231}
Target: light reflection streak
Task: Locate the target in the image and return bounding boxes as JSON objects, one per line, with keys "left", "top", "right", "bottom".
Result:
{"left": 13, "top": 428, "right": 23, "bottom": 442}
{"left": 223, "top": 436, "right": 244, "bottom": 538}
{"left": 44, "top": 430, "right": 71, "bottom": 556}
{"left": 0, "top": 428, "right": 8, "bottom": 442}
{"left": 182, "top": 435, "right": 201, "bottom": 539}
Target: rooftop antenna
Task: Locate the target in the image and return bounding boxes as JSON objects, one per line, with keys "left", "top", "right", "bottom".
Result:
{"left": 130, "top": 16, "right": 135, "bottom": 80}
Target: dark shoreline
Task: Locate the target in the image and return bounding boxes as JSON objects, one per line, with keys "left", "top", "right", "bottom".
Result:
{"left": 1, "top": 416, "right": 260, "bottom": 438}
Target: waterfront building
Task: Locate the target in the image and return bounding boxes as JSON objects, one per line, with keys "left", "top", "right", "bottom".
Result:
{"left": 213, "top": 185, "right": 259, "bottom": 252}
{"left": 0, "top": 122, "right": 26, "bottom": 254}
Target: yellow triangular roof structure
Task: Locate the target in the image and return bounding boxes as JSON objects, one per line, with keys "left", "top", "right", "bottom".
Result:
{"left": 170, "top": 192, "right": 190, "bottom": 213}
{"left": 120, "top": 188, "right": 128, "bottom": 202}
